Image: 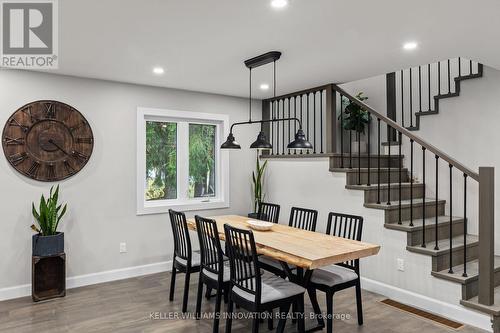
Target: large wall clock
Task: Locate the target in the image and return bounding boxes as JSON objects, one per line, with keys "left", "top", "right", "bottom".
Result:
{"left": 2, "top": 100, "right": 94, "bottom": 182}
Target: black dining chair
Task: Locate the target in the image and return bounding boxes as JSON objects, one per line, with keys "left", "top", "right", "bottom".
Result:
{"left": 259, "top": 206, "right": 318, "bottom": 277}
{"left": 258, "top": 202, "right": 280, "bottom": 223}
{"left": 168, "top": 209, "right": 201, "bottom": 313}
{"left": 307, "top": 212, "right": 364, "bottom": 333}
{"left": 224, "top": 224, "right": 306, "bottom": 333}
{"left": 194, "top": 216, "right": 230, "bottom": 333}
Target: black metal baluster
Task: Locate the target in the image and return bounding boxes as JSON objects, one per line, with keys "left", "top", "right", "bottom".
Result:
{"left": 398, "top": 131, "right": 402, "bottom": 224}
{"left": 294, "top": 96, "right": 297, "bottom": 155}
{"left": 447, "top": 59, "right": 451, "bottom": 94}
{"left": 458, "top": 57, "right": 461, "bottom": 77}
{"left": 282, "top": 99, "right": 285, "bottom": 155}
{"left": 438, "top": 61, "right": 441, "bottom": 95}
{"left": 300, "top": 95, "right": 303, "bottom": 155}
{"left": 449, "top": 164, "right": 454, "bottom": 274}
{"left": 428, "top": 64, "right": 431, "bottom": 111}
{"left": 357, "top": 131, "right": 361, "bottom": 185}
{"left": 367, "top": 113, "right": 371, "bottom": 186}
{"left": 320, "top": 91, "right": 324, "bottom": 154}
{"left": 463, "top": 173, "right": 468, "bottom": 277}
{"left": 340, "top": 94, "right": 344, "bottom": 166}
{"left": 377, "top": 118, "right": 381, "bottom": 204}
{"left": 306, "top": 93, "right": 310, "bottom": 154}
{"left": 288, "top": 98, "right": 291, "bottom": 155}
{"left": 410, "top": 139, "right": 414, "bottom": 226}
{"left": 401, "top": 70, "right": 404, "bottom": 127}
{"left": 434, "top": 155, "right": 439, "bottom": 250}
{"left": 418, "top": 66, "right": 422, "bottom": 112}
{"left": 313, "top": 92, "right": 317, "bottom": 154}
{"left": 349, "top": 130, "right": 352, "bottom": 169}
{"left": 387, "top": 124, "right": 391, "bottom": 205}
{"left": 470, "top": 59, "right": 473, "bottom": 75}
{"left": 422, "top": 147, "right": 426, "bottom": 248}
{"left": 409, "top": 68, "right": 413, "bottom": 127}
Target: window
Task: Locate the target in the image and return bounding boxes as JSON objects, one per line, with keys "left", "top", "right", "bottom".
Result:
{"left": 137, "top": 108, "right": 229, "bottom": 215}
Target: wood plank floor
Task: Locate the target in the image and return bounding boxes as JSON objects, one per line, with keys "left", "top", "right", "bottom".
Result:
{"left": 0, "top": 272, "right": 487, "bottom": 333}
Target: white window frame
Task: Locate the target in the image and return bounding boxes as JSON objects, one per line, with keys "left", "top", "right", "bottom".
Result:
{"left": 137, "top": 107, "right": 230, "bottom": 215}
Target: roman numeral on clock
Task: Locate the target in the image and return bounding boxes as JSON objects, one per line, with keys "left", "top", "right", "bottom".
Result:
{"left": 9, "top": 152, "right": 28, "bottom": 166}
{"left": 8, "top": 118, "right": 29, "bottom": 132}
{"left": 47, "top": 164, "right": 56, "bottom": 180}
{"left": 27, "top": 161, "right": 41, "bottom": 178}
{"left": 21, "top": 106, "right": 38, "bottom": 123}
{"left": 44, "top": 102, "right": 56, "bottom": 119}
{"left": 64, "top": 160, "right": 75, "bottom": 175}
{"left": 3, "top": 136, "right": 25, "bottom": 145}
{"left": 76, "top": 137, "right": 93, "bottom": 144}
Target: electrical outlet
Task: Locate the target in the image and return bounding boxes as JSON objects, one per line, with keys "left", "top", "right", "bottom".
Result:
{"left": 120, "top": 242, "right": 127, "bottom": 253}
{"left": 397, "top": 258, "right": 405, "bottom": 271}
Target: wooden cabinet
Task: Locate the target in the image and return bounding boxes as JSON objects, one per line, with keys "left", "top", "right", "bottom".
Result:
{"left": 32, "top": 253, "right": 66, "bottom": 302}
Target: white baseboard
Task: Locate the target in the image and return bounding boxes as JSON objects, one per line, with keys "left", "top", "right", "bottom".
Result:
{"left": 361, "top": 277, "right": 492, "bottom": 332}
{"left": 0, "top": 262, "right": 492, "bottom": 332}
{"left": 0, "top": 260, "right": 172, "bottom": 302}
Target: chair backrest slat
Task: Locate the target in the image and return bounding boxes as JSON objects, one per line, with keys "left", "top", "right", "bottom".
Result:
{"left": 289, "top": 207, "right": 318, "bottom": 232}
{"left": 224, "top": 224, "right": 261, "bottom": 304}
{"left": 326, "top": 212, "right": 363, "bottom": 272}
{"left": 258, "top": 202, "right": 280, "bottom": 224}
{"left": 195, "top": 216, "right": 224, "bottom": 279}
{"left": 169, "top": 209, "right": 192, "bottom": 265}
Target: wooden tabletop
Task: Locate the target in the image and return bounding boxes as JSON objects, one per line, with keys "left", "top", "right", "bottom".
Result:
{"left": 186, "top": 215, "right": 380, "bottom": 270}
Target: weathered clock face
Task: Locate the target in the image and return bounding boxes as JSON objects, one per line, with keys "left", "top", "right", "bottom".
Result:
{"left": 2, "top": 100, "right": 94, "bottom": 181}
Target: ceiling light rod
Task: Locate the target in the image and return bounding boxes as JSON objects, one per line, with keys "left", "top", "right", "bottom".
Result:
{"left": 229, "top": 116, "right": 304, "bottom": 134}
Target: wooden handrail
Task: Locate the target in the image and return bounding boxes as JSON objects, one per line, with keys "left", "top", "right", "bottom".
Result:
{"left": 332, "top": 84, "right": 479, "bottom": 181}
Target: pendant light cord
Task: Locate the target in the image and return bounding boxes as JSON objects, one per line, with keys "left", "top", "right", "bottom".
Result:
{"left": 249, "top": 68, "right": 252, "bottom": 122}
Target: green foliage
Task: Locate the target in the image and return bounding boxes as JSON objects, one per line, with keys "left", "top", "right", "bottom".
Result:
{"left": 252, "top": 157, "right": 268, "bottom": 213}
{"left": 146, "top": 122, "right": 177, "bottom": 200}
{"left": 189, "top": 124, "right": 215, "bottom": 198}
{"left": 340, "top": 92, "right": 370, "bottom": 134}
{"left": 31, "top": 185, "right": 68, "bottom": 236}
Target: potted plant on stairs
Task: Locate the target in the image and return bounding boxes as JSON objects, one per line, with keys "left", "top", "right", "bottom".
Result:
{"left": 31, "top": 185, "right": 68, "bottom": 257}
{"left": 248, "top": 156, "right": 268, "bottom": 219}
{"left": 340, "top": 92, "right": 371, "bottom": 153}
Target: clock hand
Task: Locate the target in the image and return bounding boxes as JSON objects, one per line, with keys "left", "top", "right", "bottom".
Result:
{"left": 48, "top": 139, "right": 70, "bottom": 156}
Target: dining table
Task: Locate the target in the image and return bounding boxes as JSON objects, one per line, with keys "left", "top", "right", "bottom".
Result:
{"left": 186, "top": 214, "right": 380, "bottom": 332}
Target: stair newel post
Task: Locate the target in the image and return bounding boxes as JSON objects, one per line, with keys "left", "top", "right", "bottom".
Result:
{"left": 367, "top": 112, "right": 371, "bottom": 186}
{"left": 422, "top": 146, "right": 426, "bottom": 248}
{"left": 410, "top": 139, "right": 414, "bottom": 227}
{"left": 377, "top": 118, "right": 381, "bottom": 204}
{"left": 313, "top": 92, "right": 316, "bottom": 154}
{"left": 398, "top": 131, "right": 402, "bottom": 225}
{"left": 448, "top": 164, "right": 454, "bottom": 274}
{"left": 288, "top": 98, "right": 291, "bottom": 155}
{"left": 400, "top": 70, "right": 404, "bottom": 127}
{"left": 478, "top": 167, "right": 495, "bottom": 306}
{"left": 319, "top": 91, "right": 323, "bottom": 154}
{"left": 434, "top": 155, "right": 440, "bottom": 251}
{"left": 339, "top": 93, "right": 343, "bottom": 163}
{"left": 306, "top": 93, "right": 310, "bottom": 155}
{"left": 300, "top": 95, "right": 303, "bottom": 155}
{"left": 387, "top": 124, "right": 391, "bottom": 205}
{"left": 463, "top": 173, "right": 468, "bottom": 278}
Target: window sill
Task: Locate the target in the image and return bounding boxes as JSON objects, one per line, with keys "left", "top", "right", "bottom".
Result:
{"left": 137, "top": 198, "right": 229, "bottom": 215}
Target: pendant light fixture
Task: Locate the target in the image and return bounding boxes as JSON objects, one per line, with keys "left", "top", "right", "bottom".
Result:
{"left": 221, "top": 51, "right": 313, "bottom": 151}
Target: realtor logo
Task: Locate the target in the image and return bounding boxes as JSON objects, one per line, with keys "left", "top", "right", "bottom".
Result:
{"left": 1, "top": 0, "right": 58, "bottom": 68}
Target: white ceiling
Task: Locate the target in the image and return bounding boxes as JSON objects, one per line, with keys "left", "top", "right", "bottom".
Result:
{"left": 43, "top": 0, "right": 500, "bottom": 99}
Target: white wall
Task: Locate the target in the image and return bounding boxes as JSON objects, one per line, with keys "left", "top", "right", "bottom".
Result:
{"left": 0, "top": 70, "right": 260, "bottom": 291}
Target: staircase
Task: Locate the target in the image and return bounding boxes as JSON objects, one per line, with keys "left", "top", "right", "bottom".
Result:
{"left": 261, "top": 76, "right": 498, "bottom": 329}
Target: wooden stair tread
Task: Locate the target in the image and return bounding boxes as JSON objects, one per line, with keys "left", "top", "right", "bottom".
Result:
{"left": 346, "top": 182, "right": 423, "bottom": 190}
{"left": 406, "top": 235, "right": 478, "bottom": 256}
{"left": 364, "top": 198, "right": 445, "bottom": 210}
{"left": 432, "top": 256, "right": 500, "bottom": 285}
{"left": 384, "top": 216, "right": 464, "bottom": 231}
{"left": 461, "top": 288, "right": 500, "bottom": 316}
{"left": 331, "top": 167, "right": 407, "bottom": 173}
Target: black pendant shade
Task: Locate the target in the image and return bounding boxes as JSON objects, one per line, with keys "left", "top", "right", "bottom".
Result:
{"left": 250, "top": 131, "right": 272, "bottom": 149}
{"left": 287, "top": 129, "right": 313, "bottom": 150}
{"left": 221, "top": 133, "right": 241, "bottom": 149}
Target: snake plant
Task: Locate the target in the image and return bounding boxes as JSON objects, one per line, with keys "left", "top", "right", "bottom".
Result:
{"left": 252, "top": 157, "right": 268, "bottom": 214}
{"left": 31, "top": 185, "right": 67, "bottom": 236}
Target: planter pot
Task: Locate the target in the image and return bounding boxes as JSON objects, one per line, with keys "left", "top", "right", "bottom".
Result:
{"left": 32, "top": 232, "right": 64, "bottom": 257}
{"left": 351, "top": 141, "right": 367, "bottom": 154}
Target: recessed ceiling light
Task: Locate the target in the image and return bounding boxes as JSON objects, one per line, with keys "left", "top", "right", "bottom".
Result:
{"left": 260, "top": 83, "right": 270, "bottom": 90}
{"left": 271, "top": 0, "right": 288, "bottom": 9}
{"left": 153, "top": 67, "right": 165, "bottom": 75}
{"left": 403, "top": 42, "right": 418, "bottom": 51}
